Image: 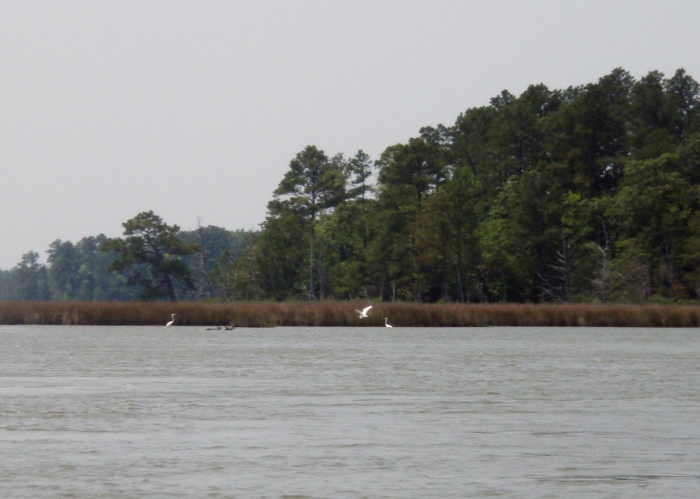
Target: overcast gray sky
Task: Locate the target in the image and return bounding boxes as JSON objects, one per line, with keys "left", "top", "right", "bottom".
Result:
{"left": 1, "top": 1, "right": 699, "bottom": 269}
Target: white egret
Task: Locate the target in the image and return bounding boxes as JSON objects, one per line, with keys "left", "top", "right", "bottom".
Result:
{"left": 355, "top": 305, "right": 372, "bottom": 319}
{"left": 384, "top": 317, "right": 393, "bottom": 328}
{"left": 166, "top": 314, "right": 176, "bottom": 327}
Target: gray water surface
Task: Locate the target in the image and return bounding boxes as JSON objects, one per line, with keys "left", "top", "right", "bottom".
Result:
{"left": 0, "top": 326, "right": 698, "bottom": 498}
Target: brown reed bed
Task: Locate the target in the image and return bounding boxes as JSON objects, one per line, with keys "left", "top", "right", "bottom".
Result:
{"left": 1, "top": 301, "right": 700, "bottom": 327}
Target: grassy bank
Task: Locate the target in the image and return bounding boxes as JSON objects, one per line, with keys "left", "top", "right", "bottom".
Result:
{"left": 1, "top": 301, "right": 700, "bottom": 327}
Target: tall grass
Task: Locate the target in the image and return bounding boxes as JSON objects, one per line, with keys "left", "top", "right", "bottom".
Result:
{"left": 1, "top": 301, "right": 700, "bottom": 327}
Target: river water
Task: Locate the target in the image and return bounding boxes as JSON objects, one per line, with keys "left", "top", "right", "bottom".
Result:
{"left": 0, "top": 325, "right": 698, "bottom": 498}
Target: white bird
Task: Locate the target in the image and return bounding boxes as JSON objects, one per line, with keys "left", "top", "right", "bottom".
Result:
{"left": 355, "top": 305, "right": 372, "bottom": 319}
{"left": 384, "top": 317, "right": 393, "bottom": 328}
{"left": 166, "top": 314, "right": 176, "bottom": 327}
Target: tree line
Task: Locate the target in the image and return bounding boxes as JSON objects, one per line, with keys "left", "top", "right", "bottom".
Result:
{"left": 256, "top": 67, "right": 700, "bottom": 303}
{"left": 2, "top": 67, "right": 700, "bottom": 303}
{"left": 0, "top": 223, "right": 253, "bottom": 302}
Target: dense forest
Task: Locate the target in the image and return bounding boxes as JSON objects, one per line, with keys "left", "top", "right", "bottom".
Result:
{"left": 2, "top": 68, "right": 700, "bottom": 304}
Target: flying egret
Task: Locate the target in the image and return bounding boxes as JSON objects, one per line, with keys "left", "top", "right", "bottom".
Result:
{"left": 355, "top": 305, "right": 372, "bottom": 319}
{"left": 166, "top": 314, "right": 176, "bottom": 327}
{"left": 384, "top": 317, "right": 393, "bottom": 328}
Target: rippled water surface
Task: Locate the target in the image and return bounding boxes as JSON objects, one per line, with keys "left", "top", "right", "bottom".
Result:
{"left": 1, "top": 325, "right": 699, "bottom": 498}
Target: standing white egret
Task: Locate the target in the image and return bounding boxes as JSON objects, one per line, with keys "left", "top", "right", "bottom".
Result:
{"left": 166, "top": 314, "right": 176, "bottom": 327}
{"left": 384, "top": 317, "right": 393, "bottom": 328}
{"left": 355, "top": 305, "right": 372, "bottom": 319}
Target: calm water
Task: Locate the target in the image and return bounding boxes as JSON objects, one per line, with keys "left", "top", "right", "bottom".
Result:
{"left": 0, "top": 326, "right": 698, "bottom": 498}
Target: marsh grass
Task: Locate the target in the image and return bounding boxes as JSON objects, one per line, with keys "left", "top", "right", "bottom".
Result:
{"left": 1, "top": 301, "right": 699, "bottom": 327}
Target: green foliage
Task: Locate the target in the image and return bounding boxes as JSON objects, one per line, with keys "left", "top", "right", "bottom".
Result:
{"left": 207, "top": 232, "right": 260, "bottom": 301}
{"left": 252, "top": 67, "right": 700, "bottom": 303}
{"left": 4, "top": 67, "right": 700, "bottom": 305}
{"left": 101, "top": 211, "right": 200, "bottom": 302}
{"left": 178, "top": 225, "right": 251, "bottom": 300}
{"left": 4, "top": 252, "right": 51, "bottom": 301}
{"left": 259, "top": 145, "right": 346, "bottom": 300}
{"left": 0, "top": 252, "right": 50, "bottom": 301}
{"left": 47, "top": 235, "right": 139, "bottom": 301}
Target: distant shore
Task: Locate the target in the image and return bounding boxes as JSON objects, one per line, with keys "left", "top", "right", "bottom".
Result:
{"left": 1, "top": 301, "right": 699, "bottom": 327}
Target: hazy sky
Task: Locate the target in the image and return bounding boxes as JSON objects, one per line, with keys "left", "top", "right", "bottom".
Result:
{"left": 1, "top": 1, "right": 699, "bottom": 269}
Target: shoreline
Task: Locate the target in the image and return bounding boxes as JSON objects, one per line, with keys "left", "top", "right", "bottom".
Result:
{"left": 1, "top": 301, "right": 699, "bottom": 328}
